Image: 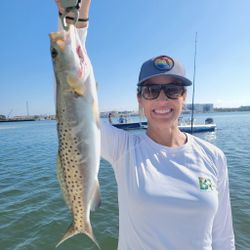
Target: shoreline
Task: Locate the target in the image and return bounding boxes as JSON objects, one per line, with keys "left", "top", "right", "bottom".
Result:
{"left": 0, "top": 110, "right": 250, "bottom": 123}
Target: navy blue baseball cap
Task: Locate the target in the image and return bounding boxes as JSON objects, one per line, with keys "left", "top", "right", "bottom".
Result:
{"left": 138, "top": 55, "right": 192, "bottom": 86}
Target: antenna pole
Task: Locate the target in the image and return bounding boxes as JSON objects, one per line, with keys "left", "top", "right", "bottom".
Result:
{"left": 26, "top": 101, "right": 30, "bottom": 117}
{"left": 191, "top": 32, "right": 198, "bottom": 134}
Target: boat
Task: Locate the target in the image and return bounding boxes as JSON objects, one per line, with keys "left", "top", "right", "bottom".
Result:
{"left": 112, "top": 119, "right": 216, "bottom": 133}
{"left": 0, "top": 118, "right": 36, "bottom": 122}
{"left": 178, "top": 123, "right": 216, "bottom": 133}
{"left": 177, "top": 117, "right": 216, "bottom": 133}
{"left": 112, "top": 121, "right": 147, "bottom": 130}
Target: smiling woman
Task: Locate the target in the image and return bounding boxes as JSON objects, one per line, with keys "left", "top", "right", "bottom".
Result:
{"left": 101, "top": 54, "right": 235, "bottom": 250}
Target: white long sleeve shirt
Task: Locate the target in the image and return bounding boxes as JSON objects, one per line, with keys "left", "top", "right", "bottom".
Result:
{"left": 101, "top": 121, "right": 235, "bottom": 250}
{"left": 77, "top": 27, "right": 235, "bottom": 250}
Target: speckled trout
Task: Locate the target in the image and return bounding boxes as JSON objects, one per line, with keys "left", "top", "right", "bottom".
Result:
{"left": 49, "top": 25, "right": 101, "bottom": 248}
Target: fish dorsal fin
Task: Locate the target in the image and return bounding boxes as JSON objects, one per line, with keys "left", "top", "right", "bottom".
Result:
{"left": 90, "top": 180, "right": 101, "bottom": 212}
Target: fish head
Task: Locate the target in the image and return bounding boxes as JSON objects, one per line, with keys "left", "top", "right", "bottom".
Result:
{"left": 49, "top": 25, "right": 85, "bottom": 81}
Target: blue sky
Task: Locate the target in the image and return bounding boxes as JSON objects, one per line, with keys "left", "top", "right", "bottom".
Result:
{"left": 1, "top": 0, "right": 250, "bottom": 116}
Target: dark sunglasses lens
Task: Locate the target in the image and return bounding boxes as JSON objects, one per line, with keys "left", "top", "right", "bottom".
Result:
{"left": 142, "top": 85, "right": 161, "bottom": 99}
{"left": 163, "top": 86, "right": 184, "bottom": 99}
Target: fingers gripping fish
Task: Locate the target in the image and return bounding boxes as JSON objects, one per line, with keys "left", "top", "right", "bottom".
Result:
{"left": 49, "top": 24, "right": 101, "bottom": 248}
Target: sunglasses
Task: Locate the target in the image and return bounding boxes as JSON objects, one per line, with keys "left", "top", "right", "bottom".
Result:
{"left": 138, "top": 83, "right": 186, "bottom": 100}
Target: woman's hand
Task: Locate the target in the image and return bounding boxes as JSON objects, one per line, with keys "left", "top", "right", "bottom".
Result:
{"left": 55, "top": 0, "right": 91, "bottom": 28}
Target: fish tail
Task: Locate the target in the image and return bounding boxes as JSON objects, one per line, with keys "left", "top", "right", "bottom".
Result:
{"left": 83, "top": 221, "right": 101, "bottom": 249}
{"left": 56, "top": 222, "right": 100, "bottom": 249}
{"left": 56, "top": 223, "right": 78, "bottom": 248}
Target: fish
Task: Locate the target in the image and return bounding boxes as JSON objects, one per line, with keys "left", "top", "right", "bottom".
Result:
{"left": 49, "top": 24, "right": 101, "bottom": 248}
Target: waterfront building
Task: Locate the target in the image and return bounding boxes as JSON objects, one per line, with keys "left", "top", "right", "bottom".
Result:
{"left": 185, "top": 103, "right": 214, "bottom": 113}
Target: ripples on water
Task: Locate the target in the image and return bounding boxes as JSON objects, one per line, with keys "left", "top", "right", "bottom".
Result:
{"left": 0, "top": 112, "right": 249, "bottom": 250}
{"left": 0, "top": 121, "right": 118, "bottom": 250}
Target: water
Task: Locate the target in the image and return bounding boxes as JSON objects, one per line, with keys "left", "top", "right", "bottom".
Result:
{"left": 0, "top": 112, "right": 249, "bottom": 250}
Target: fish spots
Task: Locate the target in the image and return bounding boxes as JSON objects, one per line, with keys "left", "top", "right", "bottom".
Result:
{"left": 58, "top": 127, "right": 94, "bottom": 234}
{"left": 72, "top": 196, "right": 85, "bottom": 228}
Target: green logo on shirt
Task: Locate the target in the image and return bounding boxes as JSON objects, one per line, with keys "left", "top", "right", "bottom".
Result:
{"left": 198, "top": 177, "right": 215, "bottom": 191}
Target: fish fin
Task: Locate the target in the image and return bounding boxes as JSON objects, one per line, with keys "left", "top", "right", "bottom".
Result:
{"left": 56, "top": 223, "right": 78, "bottom": 248}
{"left": 90, "top": 180, "right": 101, "bottom": 212}
{"left": 93, "top": 100, "right": 100, "bottom": 129}
{"left": 56, "top": 223, "right": 100, "bottom": 249}
{"left": 67, "top": 74, "right": 85, "bottom": 96}
{"left": 83, "top": 222, "right": 101, "bottom": 249}
{"left": 57, "top": 154, "right": 72, "bottom": 210}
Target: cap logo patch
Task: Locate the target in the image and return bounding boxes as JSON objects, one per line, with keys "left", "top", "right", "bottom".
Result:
{"left": 154, "top": 56, "right": 174, "bottom": 71}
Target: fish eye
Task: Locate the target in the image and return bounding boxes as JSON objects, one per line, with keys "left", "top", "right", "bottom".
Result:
{"left": 51, "top": 48, "right": 58, "bottom": 59}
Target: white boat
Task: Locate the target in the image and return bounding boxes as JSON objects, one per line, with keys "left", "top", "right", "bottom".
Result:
{"left": 112, "top": 118, "right": 216, "bottom": 133}
{"left": 178, "top": 123, "right": 216, "bottom": 133}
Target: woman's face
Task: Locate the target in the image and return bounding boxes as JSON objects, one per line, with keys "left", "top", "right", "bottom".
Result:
{"left": 137, "top": 75, "right": 187, "bottom": 129}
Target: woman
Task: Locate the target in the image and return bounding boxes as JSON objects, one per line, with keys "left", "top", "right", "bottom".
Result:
{"left": 55, "top": 1, "right": 235, "bottom": 249}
